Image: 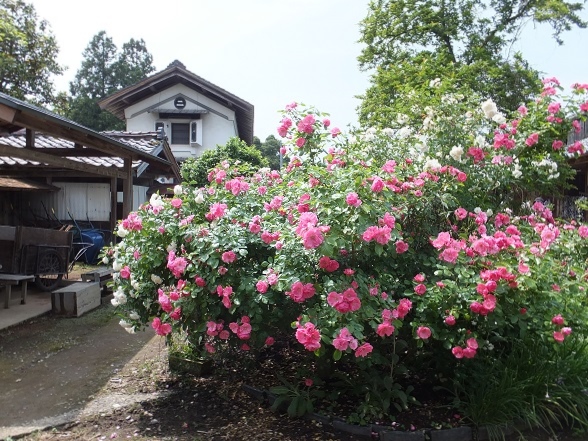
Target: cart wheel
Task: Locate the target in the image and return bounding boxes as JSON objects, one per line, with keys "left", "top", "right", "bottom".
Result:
{"left": 35, "top": 249, "right": 64, "bottom": 292}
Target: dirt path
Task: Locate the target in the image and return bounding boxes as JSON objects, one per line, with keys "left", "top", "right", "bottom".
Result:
{"left": 0, "top": 304, "right": 163, "bottom": 439}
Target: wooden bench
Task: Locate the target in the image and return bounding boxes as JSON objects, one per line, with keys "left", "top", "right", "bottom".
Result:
{"left": 0, "top": 274, "right": 36, "bottom": 309}
{"left": 52, "top": 281, "right": 101, "bottom": 317}
{"left": 81, "top": 267, "right": 113, "bottom": 295}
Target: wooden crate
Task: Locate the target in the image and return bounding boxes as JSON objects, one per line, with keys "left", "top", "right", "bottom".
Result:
{"left": 51, "top": 281, "right": 101, "bottom": 317}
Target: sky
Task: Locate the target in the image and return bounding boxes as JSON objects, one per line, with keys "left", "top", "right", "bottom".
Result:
{"left": 27, "top": 0, "right": 588, "bottom": 141}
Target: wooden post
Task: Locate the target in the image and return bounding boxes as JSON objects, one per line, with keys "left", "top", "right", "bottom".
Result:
{"left": 110, "top": 177, "right": 117, "bottom": 235}
{"left": 25, "top": 129, "right": 35, "bottom": 148}
{"left": 122, "top": 157, "right": 133, "bottom": 219}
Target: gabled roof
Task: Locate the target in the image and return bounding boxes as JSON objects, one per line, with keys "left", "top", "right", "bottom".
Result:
{"left": 98, "top": 60, "right": 255, "bottom": 145}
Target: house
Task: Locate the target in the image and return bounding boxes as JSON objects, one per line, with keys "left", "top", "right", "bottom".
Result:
{"left": 98, "top": 60, "right": 254, "bottom": 161}
{"left": 0, "top": 92, "right": 180, "bottom": 234}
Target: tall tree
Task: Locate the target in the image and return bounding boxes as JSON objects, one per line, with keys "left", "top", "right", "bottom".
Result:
{"left": 0, "top": 0, "right": 63, "bottom": 105}
{"left": 114, "top": 38, "right": 155, "bottom": 88}
{"left": 358, "top": 0, "right": 586, "bottom": 128}
{"left": 67, "top": 31, "right": 155, "bottom": 131}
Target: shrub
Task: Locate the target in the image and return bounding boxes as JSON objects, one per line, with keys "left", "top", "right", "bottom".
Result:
{"left": 180, "top": 137, "right": 268, "bottom": 187}
{"left": 106, "top": 81, "right": 588, "bottom": 430}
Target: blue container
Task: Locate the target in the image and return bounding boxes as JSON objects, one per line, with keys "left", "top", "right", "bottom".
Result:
{"left": 80, "top": 230, "right": 105, "bottom": 264}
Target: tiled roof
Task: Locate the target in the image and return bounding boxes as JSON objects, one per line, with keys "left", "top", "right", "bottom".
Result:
{"left": 0, "top": 130, "right": 162, "bottom": 169}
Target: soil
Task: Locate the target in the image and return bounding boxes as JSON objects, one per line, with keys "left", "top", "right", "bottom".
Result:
{"left": 1, "top": 289, "right": 585, "bottom": 441}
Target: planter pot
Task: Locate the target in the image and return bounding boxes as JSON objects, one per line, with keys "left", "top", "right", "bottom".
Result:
{"left": 168, "top": 355, "right": 213, "bottom": 376}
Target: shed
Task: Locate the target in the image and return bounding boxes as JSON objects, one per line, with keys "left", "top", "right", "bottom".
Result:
{"left": 0, "top": 92, "right": 180, "bottom": 232}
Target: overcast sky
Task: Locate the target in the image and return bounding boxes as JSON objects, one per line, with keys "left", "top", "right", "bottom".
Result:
{"left": 28, "top": 0, "right": 588, "bottom": 140}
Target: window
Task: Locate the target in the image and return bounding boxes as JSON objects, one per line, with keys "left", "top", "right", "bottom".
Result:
{"left": 190, "top": 121, "right": 198, "bottom": 143}
{"left": 155, "top": 122, "right": 164, "bottom": 133}
{"left": 171, "top": 123, "right": 189, "bottom": 144}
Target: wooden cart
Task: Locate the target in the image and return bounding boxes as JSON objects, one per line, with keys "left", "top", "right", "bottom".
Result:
{"left": 0, "top": 225, "right": 73, "bottom": 291}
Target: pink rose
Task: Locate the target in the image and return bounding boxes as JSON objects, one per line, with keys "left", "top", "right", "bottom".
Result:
{"left": 414, "top": 284, "right": 427, "bottom": 296}
{"left": 395, "top": 240, "right": 409, "bottom": 254}
{"left": 445, "top": 315, "right": 456, "bottom": 326}
{"left": 416, "top": 326, "right": 431, "bottom": 339}
{"left": 221, "top": 251, "right": 237, "bottom": 264}
{"left": 345, "top": 192, "right": 362, "bottom": 207}
{"left": 355, "top": 343, "right": 373, "bottom": 358}
{"left": 256, "top": 280, "right": 269, "bottom": 293}
{"left": 120, "top": 266, "right": 131, "bottom": 279}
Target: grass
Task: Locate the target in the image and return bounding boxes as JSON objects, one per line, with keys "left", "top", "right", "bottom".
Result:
{"left": 452, "top": 337, "right": 588, "bottom": 440}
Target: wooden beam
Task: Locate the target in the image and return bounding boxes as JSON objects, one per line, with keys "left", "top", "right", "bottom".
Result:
{"left": 36, "top": 148, "right": 122, "bottom": 157}
{"left": 0, "top": 143, "right": 127, "bottom": 179}
{"left": 25, "top": 129, "right": 35, "bottom": 148}
{"left": 0, "top": 103, "right": 17, "bottom": 123}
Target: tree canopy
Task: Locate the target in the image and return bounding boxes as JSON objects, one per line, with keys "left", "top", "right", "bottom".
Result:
{"left": 0, "top": 0, "right": 63, "bottom": 105}
{"left": 358, "top": 0, "right": 586, "bottom": 127}
{"left": 253, "top": 134, "right": 282, "bottom": 170}
{"left": 67, "top": 31, "right": 155, "bottom": 131}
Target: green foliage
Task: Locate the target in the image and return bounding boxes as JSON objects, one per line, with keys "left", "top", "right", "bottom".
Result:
{"left": 66, "top": 31, "right": 155, "bottom": 131}
{"left": 453, "top": 337, "right": 588, "bottom": 439}
{"left": 0, "top": 0, "right": 64, "bottom": 106}
{"left": 253, "top": 135, "right": 283, "bottom": 170}
{"left": 180, "top": 137, "right": 269, "bottom": 187}
{"left": 358, "top": 0, "right": 586, "bottom": 127}
{"left": 269, "top": 375, "right": 315, "bottom": 418}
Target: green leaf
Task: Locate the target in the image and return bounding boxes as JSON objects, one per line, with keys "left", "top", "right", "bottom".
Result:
{"left": 269, "top": 386, "right": 291, "bottom": 396}
{"left": 333, "top": 349, "right": 342, "bottom": 361}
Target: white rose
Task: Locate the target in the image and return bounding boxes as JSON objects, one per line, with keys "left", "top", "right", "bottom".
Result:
{"left": 424, "top": 158, "right": 441, "bottom": 170}
{"left": 129, "top": 311, "right": 140, "bottom": 320}
{"left": 173, "top": 184, "right": 183, "bottom": 195}
{"left": 383, "top": 128, "right": 394, "bottom": 137}
{"left": 396, "top": 113, "right": 409, "bottom": 125}
{"left": 116, "top": 225, "right": 128, "bottom": 238}
{"left": 151, "top": 274, "right": 163, "bottom": 285}
{"left": 492, "top": 113, "right": 506, "bottom": 125}
{"left": 449, "top": 146, "right": 463, "bottom": 162}
{"left": 194, "top": 191, "right": 205, "bottom": 204}
{"left": 481, "top": 99, "right": 498, "bottom": 119}
{"left": 112, "top": 260, "right": 122, "bottom": 271}
{"left": 398, "top": 127, "right": 412, "bottom": 139}
{"left": 474, "top": 135, "right": 486, "bottom": 148}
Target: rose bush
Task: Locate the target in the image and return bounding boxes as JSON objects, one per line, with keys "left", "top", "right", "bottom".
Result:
{"left": 105, "top": 79, "right": 588, "bottom": 426}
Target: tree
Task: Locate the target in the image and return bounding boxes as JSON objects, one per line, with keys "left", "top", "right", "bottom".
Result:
{"left": 253, "top": 135, "right": 282, "bottom": 170}
{"left": 358, "top": 0, "right": 586, "bottom": 127}
{"left": 181, "top": 137, "right": 269, "bottom": 187}
{"left": 0, "top": 0, "right": 63, "bottom": 105}
{"left": 114, "top": 38, "right": 155, "bottom": 88}
{"left": 67, "top": 31, "right": 155, "bottom": 131}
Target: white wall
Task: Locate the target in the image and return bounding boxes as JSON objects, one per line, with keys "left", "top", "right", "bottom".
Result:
{"left": 24, "top": 183, "right": 149, "bottom": 223}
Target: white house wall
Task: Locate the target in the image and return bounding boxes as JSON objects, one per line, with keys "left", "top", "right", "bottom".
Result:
{"left": 124, "top": 84, "right": 238, "bottom": 159}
